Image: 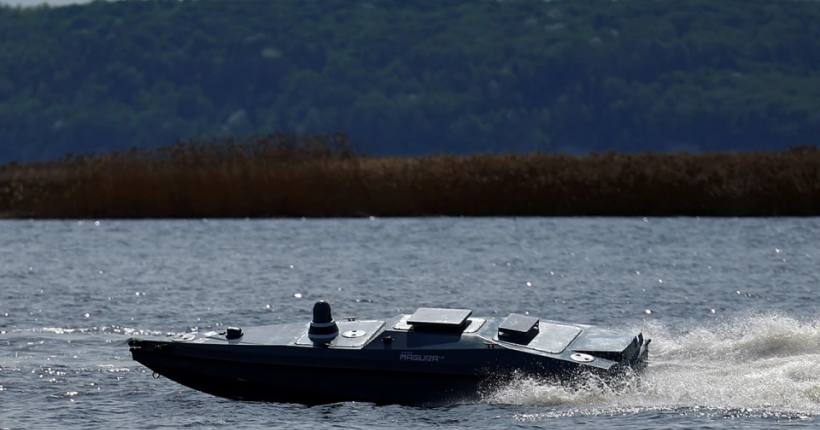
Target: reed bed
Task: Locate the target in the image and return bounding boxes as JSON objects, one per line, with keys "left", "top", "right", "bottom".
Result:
{"left": 1, "top": 134, "right": 819, "bottom": 218}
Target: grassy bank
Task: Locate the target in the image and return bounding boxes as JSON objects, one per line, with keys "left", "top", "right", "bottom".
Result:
{"left": 1, "top": 134, "right": 818, "bottom": 218}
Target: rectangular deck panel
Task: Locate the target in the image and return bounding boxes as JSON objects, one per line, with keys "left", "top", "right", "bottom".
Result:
{"left": 498, "top": 313, "right": 539, "bottom": 335}
{"left": 406, "top": 308, "right": 473, "bottom": 331}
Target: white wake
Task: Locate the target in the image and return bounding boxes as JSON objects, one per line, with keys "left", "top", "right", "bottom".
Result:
{"left": 485, "top": 311, "right": 820, "bottom": 418}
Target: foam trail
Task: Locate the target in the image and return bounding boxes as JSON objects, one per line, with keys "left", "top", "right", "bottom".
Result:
{"left": 485, "top": 311, "right": 820, "bottom": 418}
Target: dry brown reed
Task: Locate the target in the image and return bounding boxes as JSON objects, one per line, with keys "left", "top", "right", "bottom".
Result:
{"left": 1, "top": 134, "right": 818, "bottom": 218}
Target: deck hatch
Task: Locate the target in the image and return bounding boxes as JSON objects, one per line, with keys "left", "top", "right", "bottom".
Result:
{"left": 393, "top": 315, "right": 485, "bottom": 333}
{"left": 499, "top": 313, "right": 539, "bottom": 335}
{"left": 496, "top": 322, "right": 582, "bottom": 353}
{"left": 407, "top": 308, "right": 472, "bottom": 331}
{"left": 498, "top": 313, "right": 540, "bottom": 343}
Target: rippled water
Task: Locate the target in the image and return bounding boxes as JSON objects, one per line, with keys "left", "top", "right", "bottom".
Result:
{"left": 1, "top": 217, "right": 819, "bottom": 429}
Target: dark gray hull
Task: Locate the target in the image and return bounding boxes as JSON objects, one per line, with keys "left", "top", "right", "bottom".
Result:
{"left": 128, "top": 304, "right": 650, "bottom": 405}
{"left": 132, "top": 346, "right": 489, "bottom": 405}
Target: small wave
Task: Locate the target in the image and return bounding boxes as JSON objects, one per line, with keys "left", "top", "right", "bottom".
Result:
{"left": 39, "top": 326, "right": 166, "bottom": 337}
{"left": 0, "top": 326, "right": 171, "bottom": 353}
{"left": 486, "top": 311, "right": 820, "bottom": 417}
{"left": 515, "top": 406, "right": 814, "bottom": 421}
{"left": 1, "top": 326, "right": 167, "bottom": 338}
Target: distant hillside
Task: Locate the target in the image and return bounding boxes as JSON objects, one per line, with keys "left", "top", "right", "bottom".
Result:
{"left": 1, "top": 0, "right": 819, "bottom": 162}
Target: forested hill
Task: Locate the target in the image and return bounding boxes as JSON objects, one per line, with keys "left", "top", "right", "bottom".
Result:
{"left": 1, "top": 0, "right": 819, "bottom": 162}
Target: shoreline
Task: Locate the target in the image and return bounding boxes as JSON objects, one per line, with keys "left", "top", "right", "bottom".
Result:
{"left": 2, "top": 139, "right": 818, "bottom": 219}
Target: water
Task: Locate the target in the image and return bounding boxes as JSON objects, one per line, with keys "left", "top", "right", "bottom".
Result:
{"left": 1, "top": 217, "right": 819, "bottom": 429}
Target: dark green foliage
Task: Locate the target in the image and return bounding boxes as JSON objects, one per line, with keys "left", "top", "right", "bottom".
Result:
{"left": 1, "top": 0, "right": 819, "bottom": 162}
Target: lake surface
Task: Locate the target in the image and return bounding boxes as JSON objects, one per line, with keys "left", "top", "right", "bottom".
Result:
{"left": 1, "top": 217, "right": 819, "bottom": 429}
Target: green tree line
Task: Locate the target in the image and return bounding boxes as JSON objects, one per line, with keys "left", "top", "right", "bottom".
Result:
{"left": 1, "top": 0, "right": 819, "bottom": 162}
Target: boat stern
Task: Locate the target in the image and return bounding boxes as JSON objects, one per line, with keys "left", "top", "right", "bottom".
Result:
{"left": 566, "top": 326, "right": 650, "bottom": 374}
